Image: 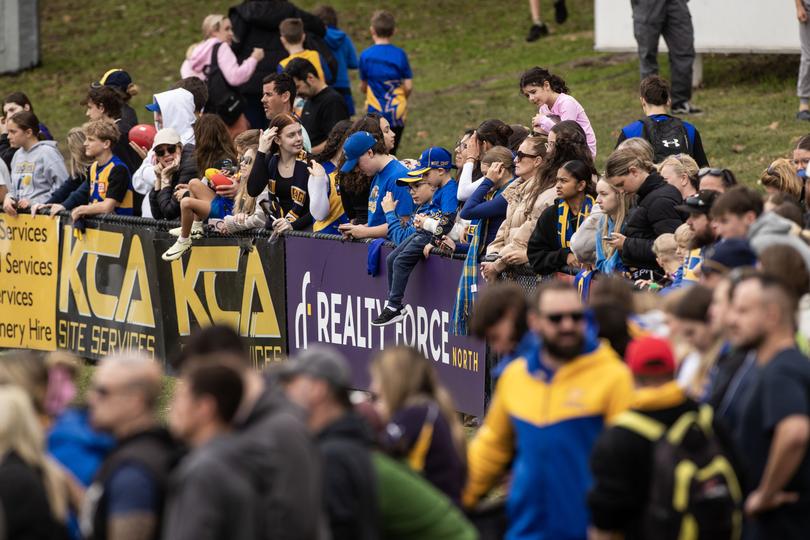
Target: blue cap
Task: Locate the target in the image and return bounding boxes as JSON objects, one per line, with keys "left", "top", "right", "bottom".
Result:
{"left": 396, "top": 173, "right": 425, "bottom": 186}
{"left": 145, "top": 99, "right": 160, "bottom": 113}
{"left": 340, "top": 131, "right": 377, "bottom": 173}
{"left": 94, "top": 68, "right": 133, "bottom": 90}
{"left": 702, "top": 238, "right": 757, "bottom": 275}
{"left": 407, "top": 146, "right": 454, "bottom": 176}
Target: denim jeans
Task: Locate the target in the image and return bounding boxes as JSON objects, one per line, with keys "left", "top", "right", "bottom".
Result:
{"left": 386, "top": 231, "right": 432, "bottom": 309}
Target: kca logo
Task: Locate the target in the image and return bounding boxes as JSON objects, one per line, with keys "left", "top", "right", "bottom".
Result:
{"left": 170, "top": 246, "right": 280, "bottom": 337}
{"left": 58, "top": 227, "right": 154, "bottom": 327}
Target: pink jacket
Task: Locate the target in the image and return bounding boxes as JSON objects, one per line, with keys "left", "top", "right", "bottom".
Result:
{"left": 180, "top": 37, "right": 257, "bottom": 87}
{"left": 538, "top": 93, "right": 598, "bottom": 157}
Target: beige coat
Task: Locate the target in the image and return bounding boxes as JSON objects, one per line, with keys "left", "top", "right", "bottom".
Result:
{"left": 486, "top": 179, "right": 556, "bottom": 270}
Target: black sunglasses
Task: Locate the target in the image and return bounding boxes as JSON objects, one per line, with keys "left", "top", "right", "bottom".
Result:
{"left": 154, "top": 145, "right": 177, "bottom": 157}
{"left": 542, "top": 311, "right": 585, "bottom": 324}
{"left": 515, "top": 150, "right": 540, "bottom": 161}
{"left": 698, "top": 167, "right": 728, "bottom": 179}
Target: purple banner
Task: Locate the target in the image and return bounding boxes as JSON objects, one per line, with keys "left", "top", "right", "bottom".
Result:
{"left": 285, "top": 236, "right": 486, "bottom": 416}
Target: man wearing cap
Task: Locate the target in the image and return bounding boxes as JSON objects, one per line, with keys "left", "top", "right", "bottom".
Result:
{"left": 700, "top": 238, "right": 758, "bottom": 288}
{"left": 371, "top": 147, "right": 458, "bottom": 326}
{"left": 588, "top": 336, "right": 742, "bottom": 540}
{"left": 94, "top": 69, "right": 139, "bottom": 128}
{"left": 337, "top": 131, "right": 413, "bottom": 240}
{"left": 673, "top": 189, "right": 720, "bottom": 285}
{"left": 280, "top": 346, "right": 378, "bottom": 540}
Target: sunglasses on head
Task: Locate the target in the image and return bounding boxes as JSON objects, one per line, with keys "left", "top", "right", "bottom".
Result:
{"left": 515, "top": 150, "right": 540, "bottom": 161}
{"left": 542, "top": 310, "right": 585, "bottom": 324}
{"left": 154, "top": 145, "right": 177, "bottom": 157}
{"left": 698, "top": 167, "right": 727, "bottom": 179}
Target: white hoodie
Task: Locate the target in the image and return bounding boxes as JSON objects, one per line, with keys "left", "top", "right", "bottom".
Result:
{"left": 132, "top": 88, "right": 197, "bottom": 216}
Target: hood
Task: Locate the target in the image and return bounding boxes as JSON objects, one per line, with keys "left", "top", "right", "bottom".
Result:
{"left": 18, "top": 139, "right": 59, "bottom": 157}
{"left": 186, "top": 37, "right": 221, "bottom": 74}
{"left": 748, "top": 211, "right": 794, "bottom": 239}
{"left": 317, "top": 411, "right": 374, "bottom": 445}
{"left": 153, "top": 88, "right": 196, "bottom": 145}
{"left": 748, "top": 211, "right": 810, "bottom": 272}
{"left": 232, "top": 0, "right": 302, "bottom": 30}
{"left": 324, "top": 27, "right": 348, "bottom": 48}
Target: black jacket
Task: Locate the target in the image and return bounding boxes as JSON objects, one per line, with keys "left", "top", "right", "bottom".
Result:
{"left": 316, "top": 412, "right": 379, "bottom": 540}
{"left": 528, "top": 201, "right": 573, "bottom": 275}
{"left": 46, "top": 172, "right": 87, "bottom": 205}
{"left": 621, "top": 172, "right": 684, "bottom": 269}
{"left": 0, "top": 133, "right": 14, "bottom": 169}
{"left": 229, "top": 0, "right": 337, "bottom": 93}
{"left": 588, "top": 384, "right": 742, "bottom": 540}
{"left": 149, "top": 145, "right": 198, "bottom": 220}
{"left": 0, "top": 452, "right": 68, "bottom": 540}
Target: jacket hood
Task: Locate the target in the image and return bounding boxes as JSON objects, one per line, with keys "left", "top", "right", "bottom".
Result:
{"left": 324, "top": 27, "right": 348, "bottom": 48}
{"left": 185, "top": 37, "right": 221, "bottom": 75}
{"left": 20, "top": 139, "right": 59, "bottom": 155}
{"left": 154, "top": 88, "right": 196, "bottom": 145}
{"left": 748, "top": 211, "right": 794, "bottom": 238}
{"left": 232, "top": 0, "right": 300, "bottom": 30}
{"left": 317, "top": 412, "right": 374, "bottom": 445}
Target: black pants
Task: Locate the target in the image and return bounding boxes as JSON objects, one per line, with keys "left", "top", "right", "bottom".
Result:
{"left": 631, "top": 0, "right": 695, "bottom": 106}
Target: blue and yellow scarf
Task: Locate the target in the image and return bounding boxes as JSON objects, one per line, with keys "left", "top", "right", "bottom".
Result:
{"left": 556, "top": 195, "right": 594, "bottom": 249}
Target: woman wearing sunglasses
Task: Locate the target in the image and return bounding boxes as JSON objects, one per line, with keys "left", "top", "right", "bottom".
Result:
{"left": 147, "top": 128, "right": 198, "bottom": 220}
{"left": 479, "top": 135, "right": 553, "bottom": 283}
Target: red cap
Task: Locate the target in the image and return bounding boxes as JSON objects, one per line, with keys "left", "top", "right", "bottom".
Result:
{"left": 625, "top": 336, "right": 676, "bottom": 376}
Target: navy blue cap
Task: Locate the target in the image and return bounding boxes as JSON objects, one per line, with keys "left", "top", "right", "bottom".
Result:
{"left": 702, "top": 238, "right": 757, "bottom": 275}
{"left": 407, "top": 146, "right": 454, "bottom": 176}
{"left": 94, "top": 68, "right": 133, "bottom": 90}
{"left": 340, "top": 131, "right": 377, "bottom": 173}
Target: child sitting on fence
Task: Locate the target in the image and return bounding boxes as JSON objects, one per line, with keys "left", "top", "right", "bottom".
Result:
{"left": 223, "top": 131, "right": 266, "bottom": 233}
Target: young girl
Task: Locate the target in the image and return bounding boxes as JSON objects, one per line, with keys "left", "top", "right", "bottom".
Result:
{"left": 247, "top": 113, "right": 312, "bottom": 234}
{"left": 759, "top": 158, "right": 803, "bottom": 202}
{"left": 308, "top": 120, "right": 352, "bottom": 234}
{"left": 659, "top": 153, "right": 699, "bottom": 201}
{"left": 520, "top": 67, "right": 597, "bottom": 156}
{"left": 2, "top": 111, "right": 68, "bottom": 217}
{"left": 593, "top": 178, "right": 629, "bottom": 274}
{"left": 370, "top": 346, "right": 467, "bottom": 505}
{"left": 457, "top": 119, "right": 514, "bottom": 201}
{"left": 527, "top": 160, "right": 596, "bottom": 275}
{"left": 223, "top": 135, "right": 264, "bottom": 233}
{"left": 162, "top": 115, "right": 238, "bottom": 261}
{"left": 31, "top": 128, "right": 92, "bottom": 217}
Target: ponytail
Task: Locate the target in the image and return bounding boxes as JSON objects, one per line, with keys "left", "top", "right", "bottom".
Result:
{"left": 519, "top": 66, "right": 569, "bottom": 94}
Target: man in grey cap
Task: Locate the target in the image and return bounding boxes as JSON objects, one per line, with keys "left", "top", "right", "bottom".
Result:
{"left": 281, "top": 346, "right": 378, "bottom": 540}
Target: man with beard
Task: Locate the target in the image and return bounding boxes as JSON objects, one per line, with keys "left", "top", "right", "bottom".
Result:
{"left": 727, "top": 274, "right": 810, "bottom": 540}
{"left": 463, "top": 281, "right": 633, "bottom": 540}
{"left": 674, "top": 189, "right": 719, "bottom": 284}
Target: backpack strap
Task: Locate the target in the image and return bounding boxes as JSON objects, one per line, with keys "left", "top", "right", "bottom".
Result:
{"left": 667, "top": 405, "right": 714, "bottom": 445}
{"left": 407, "top": 403, "right": 440, "bottom": 472}
{"left": 612, "top": 410, "right": 666, "bottom": 441}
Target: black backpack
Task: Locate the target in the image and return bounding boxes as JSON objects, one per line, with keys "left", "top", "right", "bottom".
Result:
{"left": 641, "top": 116, "right": 690, "bottom": 163}
{"left": 613, "top": 404, "right": 742, "bottom": 540}
{"left": 203, "top": 42, "right": 245, "bottom": 126}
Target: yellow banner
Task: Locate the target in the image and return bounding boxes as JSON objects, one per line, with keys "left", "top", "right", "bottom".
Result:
{"left": 0, "top": 214, "right": 59, "bottom": 350}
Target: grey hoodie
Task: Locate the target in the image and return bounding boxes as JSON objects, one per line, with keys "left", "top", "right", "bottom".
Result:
{"left": 8, "top": 140, "right": 68, "bottom": 203}
{"left": 748, "top": 211, "right": 810, "bottom": 270}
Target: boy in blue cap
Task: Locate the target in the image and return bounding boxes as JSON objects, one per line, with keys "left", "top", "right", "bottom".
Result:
{"left": 372, "top": 147, "right": 459, "bottom": 326}
{"left": 338, "top": 130, "right": 413, "bottom": 241}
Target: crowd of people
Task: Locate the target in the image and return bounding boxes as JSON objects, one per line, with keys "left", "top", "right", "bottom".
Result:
{"left": 1, "top": 0, "right": 810, "bottom": 539}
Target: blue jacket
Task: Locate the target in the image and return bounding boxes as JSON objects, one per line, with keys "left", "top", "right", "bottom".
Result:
{"left": 459, "top": 178, "right": 510, "bottom": 248}
{"left": 324, "top": 27, "right": 358, "bottom": 90}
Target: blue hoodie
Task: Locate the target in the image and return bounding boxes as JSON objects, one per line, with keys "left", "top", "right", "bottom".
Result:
{"left": 324, "top": 26, "right": 358, "bottom": 90}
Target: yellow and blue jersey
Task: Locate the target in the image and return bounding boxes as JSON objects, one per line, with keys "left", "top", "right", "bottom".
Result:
{"left": 89, "top": 156, "right": 134, "bottom": 215}
{"left": 464, "top": 341, "right": 633, "bottom": 539}
{"left": 278, "top": 49, "right": 331, "bottom": 83}
{"left": 313, "top": 162, "right": 349, "bottom": 234}
{"left": 359, "top": 44, "right": 412, "bottom": 128}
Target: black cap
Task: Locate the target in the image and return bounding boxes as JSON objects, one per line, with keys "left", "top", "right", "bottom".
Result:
{"left": 675, "top": 189, "right": 721, "bottom": 215}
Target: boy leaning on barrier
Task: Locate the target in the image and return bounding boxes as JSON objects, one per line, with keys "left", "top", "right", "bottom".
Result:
{"left": 39, "top": 119, "right": 134, "bottom": 219}
{"left": 372, "top": 147, "right": 459, "bottom": 327}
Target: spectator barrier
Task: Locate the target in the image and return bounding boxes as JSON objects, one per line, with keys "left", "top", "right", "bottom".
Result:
{"left": 0, "top": 211, "right": 487, "bottom": 415}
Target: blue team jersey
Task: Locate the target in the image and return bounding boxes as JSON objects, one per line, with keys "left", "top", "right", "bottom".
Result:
{"left": 368, "top": 159, "right": 414, "bottom": 227}
{"left": 429, "top": 179, "right": 459, "bottom": 215}
{"left": 359, "top": 44, "right": 413, "bottom": 128}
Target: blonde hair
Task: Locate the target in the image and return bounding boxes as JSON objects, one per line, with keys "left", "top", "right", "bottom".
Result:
{"left": 616, "top": 137, "right": 654, "bottom": 164}
{"left": 597, "top": 178, "right": 629, "bottom": 259}
{"left": 759, "top": 158, "right": 802, "bottom": 200}
{"left": 202, "top": 14, "right": 226, "bottom": 38}
{"left": 83, "top": 119, "right": 120, "bottom": 145}
{"left": 658, "top": 154, "right": 699, "bottom": 189}
{"left": 652, "top": 233, "right": 678, "bottom": 259}
{"left": 234, "top": 129, "right": 260, "bottom": 154}
{"left": 370, "top": 347, "right": 466, "bottom": 462}
{"left": 66, "top": 127, "right": 92, "bottom": 178}
{"left": 674, "top": 223, "right": 694, "bottom": 249}
{"left": 233, "top": 146, "right": 259, "bottom": 215}
{"left": 0, "top": 385, "right": 69, "bottom": 521}
{"left": 605, "top": 144, "right": 656, "bottom": 178}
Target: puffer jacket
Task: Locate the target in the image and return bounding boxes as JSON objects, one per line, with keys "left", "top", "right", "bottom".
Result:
{"left": 485, "top": 179, "right": 555, "bottom": 270}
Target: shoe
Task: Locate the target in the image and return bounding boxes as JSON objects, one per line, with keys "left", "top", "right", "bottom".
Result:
{"left": 169, "top": 221, "right": 204, "bottom": 238}
{"left": 797, "top": 110, "right": 810, "bottom": 121}
{"left": 371, "top": 306, "right": 405, "bottom": 327}
{"left": 554, "top": 0, "right": 568, "bottom": 24}
{"left": 525, "top": 23, "right": 549, "bottom": 42}
{"left": 161, "top": 238, "right": 192, "bottom": 261}
{"left": 672, "top": 102, "right": 703, "bottom": 115}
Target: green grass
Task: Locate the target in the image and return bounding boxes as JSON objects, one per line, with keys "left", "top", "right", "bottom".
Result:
{"left": 2, "top": 0, "right": 805, "bottom": 181}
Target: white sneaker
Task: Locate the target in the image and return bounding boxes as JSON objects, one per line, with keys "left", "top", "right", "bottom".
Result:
{"left": 169, "top": 221, "right": 204, "bottom": 238}
{"left": 161, "top": 238, "right": 192, "bottom": 261}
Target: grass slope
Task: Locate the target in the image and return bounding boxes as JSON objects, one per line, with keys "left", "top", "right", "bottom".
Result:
{"left": 1, "top": 0, "right": 806, "bottom": 182}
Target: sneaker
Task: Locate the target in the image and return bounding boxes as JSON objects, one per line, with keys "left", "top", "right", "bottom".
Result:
{"left": 161, "top": 238, "right": 192, "bottom": 261}
{"left": 671, "top": 102, "right": 703, "bottom": 115}
{"left": 554, "top": 0, "right": 568, "bottom": 24}
{"left": 169, "top": 221, "right": 204, "bottom": 238}
{"left": 525, "top": 23, "right": 549, "bottom": 42}
{"left": 797, "top": 110, "right": 810, "bottom": 121}
{"left": 371, "top": 306, "right": 405, "bottom": 327}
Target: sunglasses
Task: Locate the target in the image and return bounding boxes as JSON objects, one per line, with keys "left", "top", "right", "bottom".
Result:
{"left": 154, "top": 145, "right": 177, "bottom": 157}
{"left": 515, "top": 150, "right": 540, "bottom": 161}
{"left": 542, "top": 311, "right": 585, "bottom": 324}
{"left": 698, "top": 167, "right": 727, "bottom": 179}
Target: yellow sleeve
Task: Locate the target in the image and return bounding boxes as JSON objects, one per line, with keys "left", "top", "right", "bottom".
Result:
{"left": 604, "top": 363, "right": 635, "bottom": 423}
{"left": 462, "top": 370, "right": 515, "bottom": 508}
